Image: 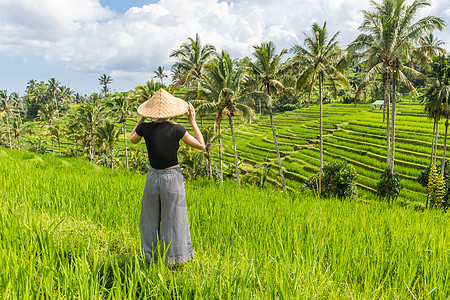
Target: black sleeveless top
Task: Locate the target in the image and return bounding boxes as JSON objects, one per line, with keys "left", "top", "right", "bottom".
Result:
{"left": 135, "top": 121, "right": 187, "bottom": 169}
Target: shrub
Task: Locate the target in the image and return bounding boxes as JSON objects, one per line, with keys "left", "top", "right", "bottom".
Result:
{"left": 28, "top": 137, "right": 48, "bottom": 155}
{"left": 417, "top": 162, "right": 450, "bottom": 209}
{"left": 303, "top": 161, "right": 358, "bottom": 199}
{"left": 427, "top": 165, "right": 446, "bottom": 208}
{"left": 377, "top": 168, "right": 402, "bottom": 202}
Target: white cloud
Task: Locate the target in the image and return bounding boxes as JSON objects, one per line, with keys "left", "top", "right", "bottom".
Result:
{"left": 0, "top": 0, "right": 448, "bottom": 93}
{"left": 443, "top": 8, "right": 450, "bottom": 17}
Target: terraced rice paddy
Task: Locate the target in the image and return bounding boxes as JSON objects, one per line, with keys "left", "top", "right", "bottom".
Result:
{"left": 207, "top": 102, "right": 440, "bottom": 207}
{"left": 27, "top": 101, "right": 442, "bottom": 207}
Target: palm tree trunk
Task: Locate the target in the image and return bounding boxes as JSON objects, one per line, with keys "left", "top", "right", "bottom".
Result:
{"left": 75, "top": 141, "right": 78, "bottom": 157}
{"left": 206, "top": 152, "right": 212, "bottom": 178}
{"left": 17, "top": 137, "right": 20, "bottom": 150}
{"left": 430, "top": 118, "right": 436, "bottom": 165}
{"left": 319, "top": 76, "right": 323, "bottom": 173}
{"left": 307, "top": 87, "right": 312, "bottom": 107}
{"left": 5, "top": 113, "right": 12, "bottom": 150}
{"left": 441, "top": 116, "right": 449, "bottom": 176}
{"left": 383, "top": 72, "right": 391, "bottom": 204}
{"left": 390, "top": 74, "right": 397, "bottom": 171}
{"left": 219, "top": 123, "right": 223, "bottom": 184}
{"left": 52, "top": 140, "right": 55, "bottom": 155}
{"left": 123, "top": 122, "right": 129, "bottom": 170}
{"left": 110, "top": 148, "right": 113, "bottom": 169}
{"left": 384, "top": 72, "right": 391, "bottom": 170}
{"left": 269, "top": 106, "right": 286, "bottom": 192}
{"left": 434, "top": 119, "right": 440, "bottom": 166}
{"left": 54, "top": 99, "right": 59, "bottom": 117}
{"left": 88, "top": 140, "right": 92, "bottom": 162}
{"left": 93, "top": 142, "right": 96, "bottom": 163}
{"left": 228, "top": 115, "right": 240, "bottom": 186}
{"left": 58, "top": 138, "right": 61, "bottom": 157}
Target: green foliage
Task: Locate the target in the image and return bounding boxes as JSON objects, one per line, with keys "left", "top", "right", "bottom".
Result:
{"left": 241, "top": 156, "right": 273, "bottom": 189}
{"left": 28, "top": 137, "right": 48, "bottom": 155}
{"left": 303, "top": 160, "right": 358, "bottom": 199}
{"left": 417, "top": 164, "right": 434, "bottom": 188}
{"left": 128, "top": 148, "right": 148, "bottom": 173}
{"left": 427, "top": 165, "right": 446, "bottom": 208}
{"left": 321, "top": 161, "right": 358, "bottom": 199}
{"left": 377, "top": 168, "right": 402, "bottom": 201}
{"left": 417, "top": 163, "right": 450, "bottom": 209}
{"left": 272, "top": 94, "right": 299, "bottom": 113}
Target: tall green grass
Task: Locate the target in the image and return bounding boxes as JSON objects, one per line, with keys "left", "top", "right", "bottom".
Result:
{"left": 1, "top": 148, "right": 449, "bottom": 298}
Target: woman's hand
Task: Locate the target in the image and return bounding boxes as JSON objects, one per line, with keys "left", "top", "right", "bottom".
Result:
{"left": 130, "top": 115, "right": 146, "bottom": 144}
{"left": 187, "top": 103, "right": 196, "bottom": 124}
{"left": 182, "top": 103, "right": 205, "bottom": 150}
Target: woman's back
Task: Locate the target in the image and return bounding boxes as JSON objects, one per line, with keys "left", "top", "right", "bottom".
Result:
{"left": 136, "top": 121, "right": 186, "bottom": 169}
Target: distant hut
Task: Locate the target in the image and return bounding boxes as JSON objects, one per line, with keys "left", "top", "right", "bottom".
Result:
{"left": 372, "top": 100, "right": 384, "bottom": 110}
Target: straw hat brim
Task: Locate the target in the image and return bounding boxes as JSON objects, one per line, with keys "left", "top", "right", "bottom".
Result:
{"left": 137, "top": 88, "right": 188, "bottom": 119}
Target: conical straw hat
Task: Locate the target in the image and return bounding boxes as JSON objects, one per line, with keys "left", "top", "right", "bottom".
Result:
{"left": 137, "top": 88, "right": 188, "bottom": 119}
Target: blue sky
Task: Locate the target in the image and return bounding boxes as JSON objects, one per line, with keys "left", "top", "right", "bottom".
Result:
{"left": 99, "top": 0, "right": 157, "bottom": 14}
{"left": 0, "top": 0, "right": 449, "bottom": 97}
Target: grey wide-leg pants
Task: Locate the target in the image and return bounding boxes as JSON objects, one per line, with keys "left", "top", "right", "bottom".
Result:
{"left": 140, "top": 166, "right": 194, "bottom": 265}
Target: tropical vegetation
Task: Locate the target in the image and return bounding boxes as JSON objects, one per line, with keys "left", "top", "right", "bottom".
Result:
{"left": 1, "top": 0, "right": 450, "bottom": 297}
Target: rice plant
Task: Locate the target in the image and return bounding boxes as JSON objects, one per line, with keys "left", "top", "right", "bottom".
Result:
{"left": 1, "top": 148, "right": 449, "bottom": 298}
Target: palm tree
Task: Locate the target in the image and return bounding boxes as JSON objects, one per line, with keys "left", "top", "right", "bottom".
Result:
{"left": 134, "top": 80, "right": 165, "bottom": 104}
{"left": 0, "top": 90, "right": 12, "bottom": 149}
{"left": 170, "top": 33, "right": 216, "bottom": 91}
{"left": 59, "top": 86, "right": 73, "bottom": 106}
{"left": 171, "top": 64, "right": 184, "bottom": 85}
{"left": 191, "top": 97, "right": 224, "bottom": 180}
{"left": 348, "top": 0, "right": 444, "bottom": 172}
{"left": 420, "top": 55, "right": 450, "bottom": 170}
{"left": 248, "top": 41, "right": 288, "bottom": 191}
{"left": 24, "top": 80, "right": 48, "bottom": 120}
{"left": 73, "top": 93, "right": 85, "bottom": 104}
{"left": 96, "top": 121, "right": 120, "bottom": 169}
{"left": 10, "top": 118, "right": 32, "bottom": 150}
{"left": 77, "top": 94, "right": 107, "bottom": 162}
{"left": 98, "top": 74, "right": 113, "bottom": 97}
{"left": 65, "top": 112, "right": 83, "bottom": 157}
{"left": 37, "top": 103, "right": 57, "bottom": 154}
{"left": 108, "top": 92, "right": 135, "bottom": 170}
{"left": 292, "top": 22, "right": 349, "bottom": 172}
{"left": 413, "top": 33, "right": 446, "bottom": 71}
{"left": 197, "top": 51, "right": 254, "bottom": 186}
{"left": 201, "top": 126, "right": 219, "bottom": 178}
{"left": 441, "top": 103, "right": 450, "bottom": 175}
{"left": 48, "top": 118, "right": 65, "bottom": 157}
{"left": 48, "top": 78, "right": 61, "bottom": 116}
{"left": 153, "top": 66, "right": 168, "bottom": 85}
{"left": 8, "top": 92, "right": 24, "bottom": 124}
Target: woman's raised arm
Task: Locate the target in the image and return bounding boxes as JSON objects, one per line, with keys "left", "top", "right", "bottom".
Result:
{"left": 130, "top": 116, "right": 146, "bottom": 144}
{"left": 181, "top": 103, "right": 205, "bottom": 150}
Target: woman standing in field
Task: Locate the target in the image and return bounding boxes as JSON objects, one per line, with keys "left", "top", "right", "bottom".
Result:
{"left": 130, "top": 88, "right": 205, "bottom": 265}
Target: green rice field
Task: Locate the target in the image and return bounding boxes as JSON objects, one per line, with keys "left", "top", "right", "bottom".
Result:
{"left": 1, "top": 148, "right": 449, "bottom": 298}
{"left": 24, "top": 100, "right": 447, "bottom": 207}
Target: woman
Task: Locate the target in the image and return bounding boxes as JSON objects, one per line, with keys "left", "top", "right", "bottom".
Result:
{"left": 130, "top": 89, "right": 205, "bottom": 265}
